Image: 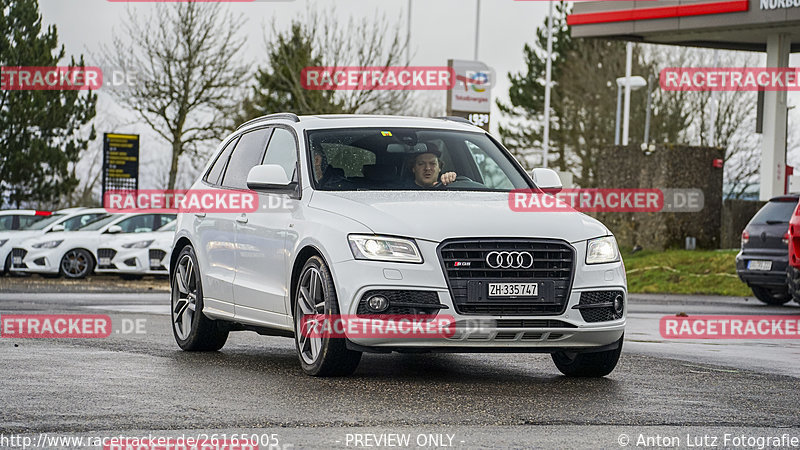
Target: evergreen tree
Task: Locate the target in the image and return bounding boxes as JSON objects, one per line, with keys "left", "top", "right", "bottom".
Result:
{"left": 0, "top": 0, "right": 97, "bottom": 207}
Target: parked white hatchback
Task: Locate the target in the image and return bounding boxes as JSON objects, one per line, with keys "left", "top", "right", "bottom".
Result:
{"left": 95, "top": 220, "right": 176, "bottom": 277}
{"left": 1, "top": 208, "right": 108, "bottom": 274}
{"left": 171, "top": 114, "right": 626, "bottom": 377}
{"left": 12, "top": 212, "right": 175, "bottom": 278}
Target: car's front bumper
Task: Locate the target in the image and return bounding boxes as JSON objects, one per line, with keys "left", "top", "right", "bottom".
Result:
{"left": 10, "top": 247, "right": 61, "bottom": 274}
{"left": 328, "top": 239, "right": 626, "bottom": 351}
{"left": 95, "top": 247, "right": 169, "bottom": 275}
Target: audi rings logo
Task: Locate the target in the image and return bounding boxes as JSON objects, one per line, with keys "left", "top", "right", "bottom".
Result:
{"left": 485, "top": 251, "right": 534, "bottom": 269}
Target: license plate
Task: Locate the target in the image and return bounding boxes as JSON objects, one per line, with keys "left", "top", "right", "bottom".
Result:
{"left": 488, "top": 283, "right": 539, "bottom": 297}
{"left": 99, "top": 257, "right": 111, "bottom": 266}
{"left": 12, "top": 256, "right": 21, "bottom": 265}
{"left": 747, "top": 260, "right": 772, "bottom": 271}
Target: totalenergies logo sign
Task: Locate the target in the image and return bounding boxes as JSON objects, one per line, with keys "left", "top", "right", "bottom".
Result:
{"left": 463, "top": 70, "right": 491, "bottom": 93}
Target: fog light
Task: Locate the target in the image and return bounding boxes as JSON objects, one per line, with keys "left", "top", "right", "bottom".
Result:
{"left": 613, "top": 295, "right": 624, "bottom": 315}
{"left": 367, "top": 295, "right": 389, "bottom": 312}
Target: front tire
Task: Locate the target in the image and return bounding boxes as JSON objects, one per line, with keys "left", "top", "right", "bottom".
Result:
{"left": 552, "top": 335, "right": 623, "bottom": 377}
{"left": 293, "top": 256, "right": 361, "bottom": 377}
{"left": 750, "top": 285, "right": 791, "bottom": 306}
{"left": 170, "top": 246, "right": 228, "bottom": 351}
{"left": 60, "top": 249, "right": 94, "bottom": 279}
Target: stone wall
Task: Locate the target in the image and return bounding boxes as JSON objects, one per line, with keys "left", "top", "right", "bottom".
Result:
{"left": 592, "top": 144, "right": 724, "bottom": 251}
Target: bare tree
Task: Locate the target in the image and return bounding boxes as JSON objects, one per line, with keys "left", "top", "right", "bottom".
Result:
{"left": 240, "top": 7, "right": 413, "bottom": 123}
{"left": 102, "top": 3, "right": 249, "bottom": 190}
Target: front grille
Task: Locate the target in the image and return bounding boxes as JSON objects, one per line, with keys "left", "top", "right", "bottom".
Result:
{"left": 495, "top": 319, "right": 577, "bottom": 328}
{"left": 97, "top": 249, "right": 116, "bottom": 268}
{"left": 578, "top": 290, "right": 624, "bottom": 323}
{"left": 438, "top": 239, "right": 575, "bottom": 316}
{"left": 11, "top": 248, "right": 27, "bottom": 268}
{"left": 356, "top": 290, "right": 441, "bottom": 315}
{"left": 149, "top": 249, "right": 168, "bottom": 270}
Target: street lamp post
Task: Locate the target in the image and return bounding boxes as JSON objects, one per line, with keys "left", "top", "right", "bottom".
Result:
{"left": 614, "top": 75, "right": 647, "bottom": 146}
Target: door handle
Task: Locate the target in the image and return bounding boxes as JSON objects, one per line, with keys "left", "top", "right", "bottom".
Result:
{"left": 194, "top": 212, "right": 206, "bottom": 219}
{"left": 236, "top": 214, "right": 248, "bottom": 224}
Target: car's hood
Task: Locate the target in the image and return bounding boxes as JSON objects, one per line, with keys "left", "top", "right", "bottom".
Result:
{"left": 0, "top": 230, "right": 42, "bottom": 242}
{"left": 308, "top": 191, "right": 609, "bottom": 243}
{"left": 20, "top": 230, "right": 100, "bottom": 246}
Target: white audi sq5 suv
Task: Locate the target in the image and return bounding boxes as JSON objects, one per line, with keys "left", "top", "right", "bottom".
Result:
{"left": 171, "top": 114, "right": 626, "bottom": 377}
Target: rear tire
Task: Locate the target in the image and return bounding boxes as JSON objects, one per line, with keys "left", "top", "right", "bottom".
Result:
{"left": 293, "top": 256, "right": 362, "bottom": 377}
{"left": 787, "top": 267, "right": 800, "bottom": 304}
{"left": 552, "top": 335, "right": 623, "bottom": 377}
{"left": 170, "top": 246, "right": 229, "bottom": 351}
{"left": 750, "top": 285, "right": 791, "bottom": 306}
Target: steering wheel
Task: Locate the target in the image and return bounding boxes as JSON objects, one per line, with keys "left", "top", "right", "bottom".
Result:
{"left": 434, "top": 175, "right": 480, "bottom": 189}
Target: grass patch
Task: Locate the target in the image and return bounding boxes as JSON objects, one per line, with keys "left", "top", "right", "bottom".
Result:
{"left": 622, "top": 248, "right": 751, "bottom": 297}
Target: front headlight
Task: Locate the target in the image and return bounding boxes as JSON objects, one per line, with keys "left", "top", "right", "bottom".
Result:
{"left": 586, "top": 236, "right": 620, "bottom": 264}
{"left": 348, "top": 235, "right": 423, "bottom": 263}
{"left": 32, "top": 240, "right": 63, "bottom": 249}
{"left": 122, "top": 240, "right": 154, "bottom": 249}
{"left": 0, "top": 239, "right": 7, "bottom": 247}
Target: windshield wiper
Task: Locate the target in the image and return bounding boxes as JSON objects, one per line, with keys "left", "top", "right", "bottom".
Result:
{"left": 766, "top": 220, "right": 789, "bottom": 224}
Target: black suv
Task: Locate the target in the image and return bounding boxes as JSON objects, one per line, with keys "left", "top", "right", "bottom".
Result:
{"left": 735, "top": 194, "right": 798, "bottom": 305}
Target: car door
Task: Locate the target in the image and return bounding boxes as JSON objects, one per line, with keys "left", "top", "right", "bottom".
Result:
{"left": 233, "top": 126, "right": 299, "bottom": 327}
{"left": 199, "top": 127, "right": 272, "bottom": 320}
{"left": 192, "top": 135, "right": 240, "bottom": 314}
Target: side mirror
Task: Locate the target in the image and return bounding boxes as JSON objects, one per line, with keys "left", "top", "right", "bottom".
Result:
{"left": 49, "top": 225, "right": 65, "bottom": 232}
{"left": 531, "top": 168, "right": 563, "bottom": 192}
{"left": 106, "top": 225, "right": 123, "bottom": 234}
{"left": 247, "top": 164, "right": 292, "bottom": 190}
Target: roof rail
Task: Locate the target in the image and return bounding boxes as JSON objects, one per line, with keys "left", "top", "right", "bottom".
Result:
{"left": 237, "top": 113, "right": 300, "bottom": 130}
{"left": 435, "top": 116, "right": 476, "bottom": 126}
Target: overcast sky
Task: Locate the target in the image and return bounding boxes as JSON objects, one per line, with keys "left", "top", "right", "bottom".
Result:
{"left": 37, "top": 0, "right": 552, "bottom": 188}
{"left": 36, "top": 0, "right": 800, "bottom": 191}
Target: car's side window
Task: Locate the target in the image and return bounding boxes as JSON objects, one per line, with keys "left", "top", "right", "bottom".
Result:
{"left": 464, "top": 140, "right": 514, "bottom": 190}
{"left": 18, "top": 215, "right": 42, "bottom": 229}
{"left": 205, "top": 136, "right": 240, "bottom": 186}
{"left": 115, "top": 214, "right": 159, "bottom": 233}
{"left": 156, "top": 214, "right": 177, "bottom": 229}
{"left": 62, "top": 213, "right": 105, "bottom": 231}
{"left": 0, "top": 215, "right": 15, "bottom": 230}
{"left": 263, "top": 128, "right": 298, "bottom": 182}
{"left": 221, "top": 128, "right": 271, "bottom": 189}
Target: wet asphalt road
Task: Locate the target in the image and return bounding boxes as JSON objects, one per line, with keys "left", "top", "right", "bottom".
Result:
{"left": 1, "top": 291, "right": 799, "bottom": 449}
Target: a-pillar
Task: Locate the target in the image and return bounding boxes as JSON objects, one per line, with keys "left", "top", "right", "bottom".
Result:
{"left": 760, "top": 33, "right": 790, "bottom": 200}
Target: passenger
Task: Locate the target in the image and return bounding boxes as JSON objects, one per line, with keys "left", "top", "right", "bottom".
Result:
{"left": 409, "top": 148, "right": 457, "bottom": 188}
{"left": 311, "top": 148, "right": 347, "bottom": 189}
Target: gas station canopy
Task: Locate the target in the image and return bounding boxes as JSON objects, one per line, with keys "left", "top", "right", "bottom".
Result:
{"left": 569, "top": 0, "right": 800, "bottom": 52}
{"left": 568, "top": 0, "right": 799, "bottom": 200}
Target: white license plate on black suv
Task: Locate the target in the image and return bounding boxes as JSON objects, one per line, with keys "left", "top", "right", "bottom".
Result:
{"left": 488, "top": 283, "right": 539, "bottom": 297}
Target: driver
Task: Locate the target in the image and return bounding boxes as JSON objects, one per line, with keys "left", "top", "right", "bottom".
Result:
{"left": 410, "top": 148, "right": 457, "bottom": 188}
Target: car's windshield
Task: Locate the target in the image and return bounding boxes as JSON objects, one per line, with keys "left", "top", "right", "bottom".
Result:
{"left": 306, "top": 128, "right": 531, "bottom": 191}
{"left": 78, "top": 214, "right": 118, "bottom": 231}
{"left": 22, "top": 213, "right": 66, "bottom": 230}
{"left": 750, "top": 200, "right": 798, "bottom": 225}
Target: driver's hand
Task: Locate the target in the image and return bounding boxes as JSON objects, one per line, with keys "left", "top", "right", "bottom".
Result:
{"left": 440, "top": 172, "right": 457, "bottom": 185}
